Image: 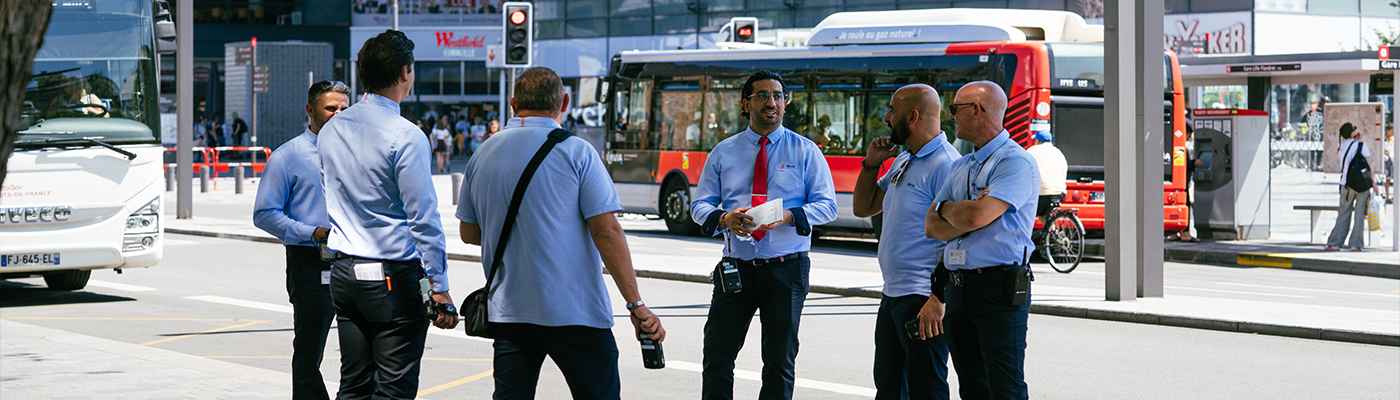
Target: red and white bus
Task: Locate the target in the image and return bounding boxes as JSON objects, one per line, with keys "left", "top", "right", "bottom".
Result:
{"left": 602, "top": 8, "right": 1188, "bottom": 236}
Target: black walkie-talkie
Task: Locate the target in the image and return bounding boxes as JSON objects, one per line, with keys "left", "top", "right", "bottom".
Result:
{"left": 640, "top": 333, "right": 665, "bottom": 369}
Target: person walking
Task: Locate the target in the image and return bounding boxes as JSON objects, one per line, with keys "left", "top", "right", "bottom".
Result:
{"left": 231, "top": 111, "right": 248, "bottom": 147}
{"left": 1326, "top": 122, "right": 1373, "bottom": 252}
{"left": 252, "top": 80, "right": 351, "bottom": 400}
{"left": 689, "top": 70, "right": 838, "bottom": 400}
{"left": 851, "top": 84, "right": 957, "bottom": 400}
{"left": 317, "top": 30, "right": 459, "bottom": 400}
{"left": 432, "top": 116, "right": 453, "bottom": 173}
{"left": 456, "top": 66, "right": 666, "bottom": 400}
{"left": 924, "top": 81, "right": 1038, "bottom": 400}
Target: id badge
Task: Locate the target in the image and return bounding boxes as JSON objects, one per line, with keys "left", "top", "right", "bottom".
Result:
{"left": 320, "top": 270, "right": 331, "bottom": 285}
{"left": 948, "top": 250, "right": 967, "bottom": 266}
{"left": 353, "top": 262, "right": 384, "bottom": 281}
{"left": 419, "top": 277, "right": 433, "bottom": 302}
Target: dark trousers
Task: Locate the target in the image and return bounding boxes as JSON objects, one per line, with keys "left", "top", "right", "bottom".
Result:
{"left": 702, "top": 256, "right": 809, "bottom": 400}
{"left": 490, "top": 323, "right": 622, "bottom": 400}
{"left": 330, "top": 258, "right": 429, "bottom": 400}
{"left": 874, "top": 295, "right": 950, "bottom": 400}
{"left": 286, "top": 246, "right": 336, "bottom": 400}
{"left": 943, "top": 277, "right": 1029, "bottom": 400}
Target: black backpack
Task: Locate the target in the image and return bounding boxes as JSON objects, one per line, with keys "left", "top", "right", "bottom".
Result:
{"left": 1344, "top": 141, "right": 1373, "bottom": 192}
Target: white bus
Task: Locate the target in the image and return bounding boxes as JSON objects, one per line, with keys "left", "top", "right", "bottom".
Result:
{"left": 1, "top": 0, "right": 173, "bottom": 290}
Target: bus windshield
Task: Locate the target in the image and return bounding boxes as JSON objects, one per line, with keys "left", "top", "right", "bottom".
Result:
{"left": 1047, "top": 43, "right": 1103, "bottom": 90}
{"left": 18, "top": 4, "right": 158, "bottom": 145}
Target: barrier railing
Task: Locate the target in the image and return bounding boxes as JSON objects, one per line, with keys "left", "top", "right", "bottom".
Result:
{"left": 163, "top": 146, "right": 270, "bottom": 176}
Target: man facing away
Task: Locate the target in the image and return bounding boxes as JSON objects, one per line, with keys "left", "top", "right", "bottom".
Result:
{"left": 1025, "top": 129, "right": 1067, "bottom": 227}
{"left": 925, "top": 81, "right": 1038, "bottom": 400}
{"left": 253, "top": 79, "right": 350, "bottom": 400}
{"left": 456, "top": 66, "right": 665, "bottom": 400}
{"left": 690, "top": 70, "right": 838, "bottom": 400}
{"left": 1326, "top": 122, "right": 1372, "bottom": 252}
{"left": 317, "top": 30, "right": 458, "bottom": 399}
{"left": 851, "top": 84, "right": 958, "bottom": 400}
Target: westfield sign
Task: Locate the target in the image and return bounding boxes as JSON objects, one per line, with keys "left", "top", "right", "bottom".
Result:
{"left": 435, "top": 32, "right": 485, "bottom": 48}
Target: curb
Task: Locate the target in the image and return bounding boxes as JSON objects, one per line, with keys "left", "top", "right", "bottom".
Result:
{"left": 168, "top": 230, "right": 1400, "bottom": 347}
{"left": 1086, "top": 243, "right": 1399, "bottom": 280}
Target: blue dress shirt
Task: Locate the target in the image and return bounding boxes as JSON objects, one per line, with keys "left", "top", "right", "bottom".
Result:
{"left": 933, "top": 130, "right": 1039, "bottom": 270}
{"left": 877, "top": 133, "right": 960, "bottom": 297}
{"left": 690, "top": 126, "right": 838, "bottom": 260}
{"left": 318, "top": 93, "right": 450, "bottom": 292}
{"left": 253, "top": 128, "right": 328, "bottom": 247}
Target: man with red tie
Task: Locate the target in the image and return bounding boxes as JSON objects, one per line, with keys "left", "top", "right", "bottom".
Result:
{"left": 690, "top": 71, "right": 838, "bottom": 400}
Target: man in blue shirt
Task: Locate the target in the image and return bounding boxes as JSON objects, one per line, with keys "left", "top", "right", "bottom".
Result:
{"left": 690, "top": 71, "right": 838, "bottom": 400}
{"left": 852, "top": 84, "right": 957, "bottom": 400}
{"left": 317, "top": 30, "right": 458, "bottom": 400}
{"left": 252, "top": 79, "right": 349, "bottom": 400}
{"left": 456, "top": 66, "right": 665, "bottom": 400}
{"left": 925, "top": 81, "right": 1038, "bottom": 400}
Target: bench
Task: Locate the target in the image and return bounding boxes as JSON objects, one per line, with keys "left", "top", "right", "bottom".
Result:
{"left": 1294, "top": 205, "right": 1340, "bottom": 243}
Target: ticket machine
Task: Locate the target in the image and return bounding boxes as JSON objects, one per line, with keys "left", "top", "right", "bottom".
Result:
{"left": 1192, "top": 109, "right": 1270, "bottom": 240}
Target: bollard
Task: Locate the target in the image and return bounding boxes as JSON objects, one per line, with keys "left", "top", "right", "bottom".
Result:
{"left": 165, "top": 165, "right": 175, "bottom": 192}
{"left": 200, "top": 166, "right": 210, "bottom": 193}
{"left": 234, "top": 166, "right": 244, "bottom": 194}
{"left": 451, "top": 173, "right": 463, "bottom": 205}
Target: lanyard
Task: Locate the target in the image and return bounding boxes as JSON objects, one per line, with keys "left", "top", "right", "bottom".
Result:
{"left": 955, "top": 141, "right": 1008, "bottom": 250}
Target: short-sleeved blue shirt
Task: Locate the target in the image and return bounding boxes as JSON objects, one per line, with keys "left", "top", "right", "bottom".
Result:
{"left": 876, "top": 133, "right": 960, "bottom": 297}
{"left": 933, "top": 130, "right": 1039, "bottom": 270}
{"left": 455, "top": 117, "right": 622, "bottom": 329}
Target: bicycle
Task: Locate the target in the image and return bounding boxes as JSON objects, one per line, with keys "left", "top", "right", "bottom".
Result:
{"left": 1033, "top": 201, "right": 1085, "bottom": 273}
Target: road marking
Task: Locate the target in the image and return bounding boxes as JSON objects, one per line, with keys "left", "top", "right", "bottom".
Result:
{"left": 187, "top": 295, "right": 294, "bottom": 314}
{"left": 200, "top": 356, "right": 492, "bottom": 362}
{"left": 1213, "top": 282, "right": 1400, "bottom": 298}
{"left": 0, "top": 317, "right": 251, "bottom": 322}
{"left": 86, "top": 280, "right": 158, "bottom": 292}
{"left": 668, "top": 360, "right": 876, "bottom": 397}
{"left": 1163, "top": 286, "right": 1314, "bottom": 299}
{"left": 417, "top": 369, "right": 494, "bottom": 396}
{"left": 429, "top": 328, "right": 495, "bottom": 343}
{"left": 1236, "top": 252, "right": 1293, "bottom": 268}
{"left": 141, "top": 319, "right": 270, "bottom": 346}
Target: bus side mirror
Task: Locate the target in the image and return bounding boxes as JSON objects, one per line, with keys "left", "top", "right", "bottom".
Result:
{"left": 154, "top": 0, "right": 176, "bottom": 55}
{"left": 595, "top": 78, "right": 609, "bottom": 104}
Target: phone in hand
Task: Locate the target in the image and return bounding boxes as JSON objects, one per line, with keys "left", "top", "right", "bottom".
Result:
{"left": 905, "top": 318, "right": 921, "bottom": 340}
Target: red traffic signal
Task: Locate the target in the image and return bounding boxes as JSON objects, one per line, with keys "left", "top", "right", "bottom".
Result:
{"left": 502, "top": 3, "right": 532, "bottom": 67}
{"left": 510, "top": 10, "right": 526, "bottom": 25}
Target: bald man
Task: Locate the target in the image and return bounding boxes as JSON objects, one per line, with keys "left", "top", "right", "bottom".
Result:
{"left": 853, "top": 84, "right": 958, "bottom": 400}
{"left": 925, "top": 81, "right": 1037, "bottom": 400}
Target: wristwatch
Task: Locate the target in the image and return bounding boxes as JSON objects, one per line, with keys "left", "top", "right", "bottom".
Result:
{"left": 934, "top": 200, "right": 949, "bottom": 219}
{"left": 625, "top": 300, "right": 646, "bottom": 312}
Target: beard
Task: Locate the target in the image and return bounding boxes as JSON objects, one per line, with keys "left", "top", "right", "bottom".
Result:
{"left": 889, "top": 117, "right": 911, "bottom": 146}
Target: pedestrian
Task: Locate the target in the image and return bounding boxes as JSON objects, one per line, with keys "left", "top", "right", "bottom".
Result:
{"left": 252, "top": 79, "right": 351, "bottom": 400}
{"left": 454, "top": 114, "right": 470, "bottom": 156}
{"left": 1168, "top": 125, "right": 1201, "bottom": 242}
{"left": 456, "top": 66, "right": 666, "bottom": 400}
{"left": 1326, "top": 122, "right": 1373, "bottom": 252}
{"left": 231, "top": 111, "right": 248, "bottom": 147}
{"left": 851, "top": 84, "right": 957, "bottom": 400}
{"left": 689, "top": 70, "right": 838, "bottom": 400}
{"left": 432, "top": 116, "right": 452, "bottom": 173}
{"left": 1026, "top": 129, "right": 1068, "bottom": 229}
{"left": 924, "top": 81, "right": 1038, "bottom": 400}
{"left": 485, "top": 118, "right": 500, "bottom": 141}
{"left": 470, "top": 116, "right": 486, "bottom": 154}
{"left": 1383, "top": 124, "right": 1394, "bottom": 204}
{"left": 317, "top": 29, "right": 459, "bottom": 399}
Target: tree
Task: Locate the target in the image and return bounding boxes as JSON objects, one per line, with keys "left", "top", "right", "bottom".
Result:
{"left": 0, "top": 0, "right": 53, "bottom": 186}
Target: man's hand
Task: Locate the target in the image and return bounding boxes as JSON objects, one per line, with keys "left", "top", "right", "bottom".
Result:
{"left": 725, "top": 207, "right": 756, "bottom": 237}
{"left": 976, "top": 187, "right": 990, "bottom": 200}
{"left": 629, "top": 305, "right": 666, "bottom": 342}
{"left": 756, "top": 209, "right": 793, "bottom": 231}
{"left": 865, "top": 136, "right": 900, "bottom": 165}
{"left": 917, "top": 296, "right": 945, "bottom": 340}
{"left": 431, "top": 292, "right": 459, "bottom": 329}
{"left": 314, "top": 227, "right": 330, "bottom": 243}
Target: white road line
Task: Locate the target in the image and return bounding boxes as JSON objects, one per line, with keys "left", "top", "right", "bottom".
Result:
{"left": 1163, "top": 286, "right": 1314, "bottom": 299}
{"left": 668, "top": 360, "right": 876, "bottom": 397}
{"left": 186, "top": 295, "right": 294, "bottom": 314}
{"left": 1213, "top": 282, "right": 1400, "bottom": 298}
{"left": 86, "top": 280, "right": 158, "bottom": 292}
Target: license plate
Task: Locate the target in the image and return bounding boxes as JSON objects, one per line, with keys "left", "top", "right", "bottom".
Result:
{"left": 1, "top": 253, "right": 60, "bottom": 267}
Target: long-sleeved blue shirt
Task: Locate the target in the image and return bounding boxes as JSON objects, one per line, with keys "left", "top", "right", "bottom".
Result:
{"left": 318, "top": 93, "right": 449, "bottom": 292}
{"left": 690, "top": 126, "right": 838, "bottom": 260}
{"left": 253, "top": 128, "right": 327, "bottom": 247}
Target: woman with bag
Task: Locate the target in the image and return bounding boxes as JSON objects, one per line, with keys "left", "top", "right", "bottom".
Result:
{"left": 432, "top": 116, "right": 453, "bottom": 173}
{"left": 1327, "top": 122, "right": 1372, "bottom": 251}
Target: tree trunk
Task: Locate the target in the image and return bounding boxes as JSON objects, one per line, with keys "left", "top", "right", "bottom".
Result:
{"left": 0, "top": 0, "right": 54, "bottom": 186}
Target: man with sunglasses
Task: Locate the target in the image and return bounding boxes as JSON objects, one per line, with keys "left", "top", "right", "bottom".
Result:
{"left": 691, "top": 71, "right": 838, "bottom": 400}
{"left": 253, "top": 79, "right": 350, "bottom": 400}
{"left": 852, "top": 84, "right": 958, "bottom": 400}
{"left": 925, "top": 81, "right": 1038, "bottom": 400}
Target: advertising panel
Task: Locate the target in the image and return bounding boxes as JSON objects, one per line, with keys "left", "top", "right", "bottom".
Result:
{"left": 1164, "top": 12, "right": 1251, "bottom": 56}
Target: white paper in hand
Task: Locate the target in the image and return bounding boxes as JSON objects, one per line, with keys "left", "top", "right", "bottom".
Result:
{"left": 744, "top": 198, "right": 784, "bottom": 228}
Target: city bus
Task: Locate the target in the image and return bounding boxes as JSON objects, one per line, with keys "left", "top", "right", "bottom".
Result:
{"left": 0, "top": 0, "right": 174, "bottom": 290}
{"left": 602, "top": 8, "right": 1188, "bottom": 236}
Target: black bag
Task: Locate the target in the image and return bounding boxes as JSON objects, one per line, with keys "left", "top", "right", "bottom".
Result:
{"left": 1344, "top": 141, "right": 1374, "bottom": 193}
{"left": 461, "top": 128, "right": 573, "bottom": 338}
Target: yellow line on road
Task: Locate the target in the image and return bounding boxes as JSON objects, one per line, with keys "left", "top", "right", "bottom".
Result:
{"left": 140, "top": 320, "right": 270, "bottom": 346}
{"left": 417, "top": 369, "right": 494, "bottom": 396}
{"left": 1, "top": 317, "right": 254, "bottom": 322}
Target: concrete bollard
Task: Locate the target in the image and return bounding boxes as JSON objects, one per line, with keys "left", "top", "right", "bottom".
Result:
{"left": 234, "top": 166, "right": 245, "bottom": 194}
{"left": 200, "top": 166, "right": 210, "bottom": 193}
{"left": 165, "top": 165, "right": 175, "bottom": 192}
{"left": 451, "top": 173, "right": 463, "bottom": 205}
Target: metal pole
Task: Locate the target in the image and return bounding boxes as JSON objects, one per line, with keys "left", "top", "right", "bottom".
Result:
{"left": 499, "top": 69, "right": 506, "bottom": 125}
{"left": 200, "top": 166, "right": 210, "bottom": 193}
{"left": 1392, "top": 70, "right": 1398, "bottom": 251}
{"left": 451, "top": 172, "right": 463, "bottom": 205}
{"left": 252, "top": 48, "right": 258, "bottom": 151}
{"left": 234, "top": 166, "right": 244, "bottom": 194}
{"left": 177, "top": 0, "right": 194, "bottom": 219}
{"left": 1104, "top": 0, "right": 1139, "bottom": 301}
{"left": 166, "top": 165, "right": 175, "bottom": 192}
{"left": 1136, "top": 0, "right": 1164, "bottom": 298}
{"left": 350, "top": 61, "right": 358, "bottom": 104}
{"left": 392, "top": 0, "right": 399, "bottom": 30}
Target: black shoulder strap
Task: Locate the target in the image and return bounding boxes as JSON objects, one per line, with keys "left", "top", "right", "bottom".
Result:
{"left": 484, "top": 128, "right": 573, "bottom": 291}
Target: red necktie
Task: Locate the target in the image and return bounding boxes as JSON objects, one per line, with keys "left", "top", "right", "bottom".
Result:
{"left": 751, "top": 136, "right": 770, "bottom": 242}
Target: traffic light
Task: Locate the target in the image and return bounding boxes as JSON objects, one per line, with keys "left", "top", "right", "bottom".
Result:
{"left": 731, "top": 17, "right": 757, "bottom": 43}
{"left": 502, "top": 2, "right": 532, "bottom": 67}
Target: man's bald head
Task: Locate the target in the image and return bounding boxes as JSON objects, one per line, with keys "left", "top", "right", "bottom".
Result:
{"left": 892, "top": 84, "right": 942, "bottom": 121}
{"left": 952, "top": 81, "right": 1009, "bottom": 147}
{"left": 885, "top": 84, "right": 944, "bottom": 149}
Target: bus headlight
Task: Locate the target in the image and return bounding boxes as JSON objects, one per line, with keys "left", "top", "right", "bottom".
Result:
{"left": 124, "top": 198, "right": 160, "bottom": 235}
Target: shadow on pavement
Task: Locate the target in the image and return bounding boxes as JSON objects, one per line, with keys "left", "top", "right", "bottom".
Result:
{"left": 0, "top": 281, "right": 135, "bottom": 308}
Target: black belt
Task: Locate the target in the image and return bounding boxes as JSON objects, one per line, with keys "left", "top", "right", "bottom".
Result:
{"left": 731, "top": 252, "right": 808, "bottom": 266}
{"left": 949, "top": 265, "right": 1016, "bottom": 286}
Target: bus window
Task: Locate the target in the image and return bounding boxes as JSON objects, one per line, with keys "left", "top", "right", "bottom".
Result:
{"left": 784, "top": 91, "right": 812, "bottom": 143}
{"left": 704, "top": 90, "right": 742, "bottom": 150}
{"left": 657, "top": 89, "right": 703, "bottom": 151}
{"left": 811, "top": 90, "right": 863, "bottom": 155}
{"left": 627, "top": 80, "right": 651, "bottom": 148}
{"left": 865, "top": 91, "right": 892, "bottom": 143}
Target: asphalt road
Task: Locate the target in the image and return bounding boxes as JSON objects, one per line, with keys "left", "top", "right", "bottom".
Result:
{"left": 3, "top": 233, "right": 1397, "bottom": 399}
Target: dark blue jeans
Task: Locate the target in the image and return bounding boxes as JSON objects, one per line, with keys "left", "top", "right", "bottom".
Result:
{"left": 285, "top": 246, "right": 335, "bottom": 400}
{"left": 874, "top": 295, "right": 950, "bottom": 400}
{"left": 490, "top": 323, "right": 621, "bottom": 400}
{"left": 943, "top": 276, "right": 1030, "bottom": 400}
{"left": 702, "top": 256, "right": 809, "bottom": 400}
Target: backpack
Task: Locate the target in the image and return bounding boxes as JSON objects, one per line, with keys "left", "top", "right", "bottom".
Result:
{"left": 1344, "top": 141, "right": 1373, "bottom": 192}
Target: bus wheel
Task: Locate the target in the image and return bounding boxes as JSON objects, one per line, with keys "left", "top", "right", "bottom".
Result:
{"left": 43, "top": 270, "right": 91, "bottom": 291}
{"left": 662, "top": 179, "right": 700, "bottom": 236}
